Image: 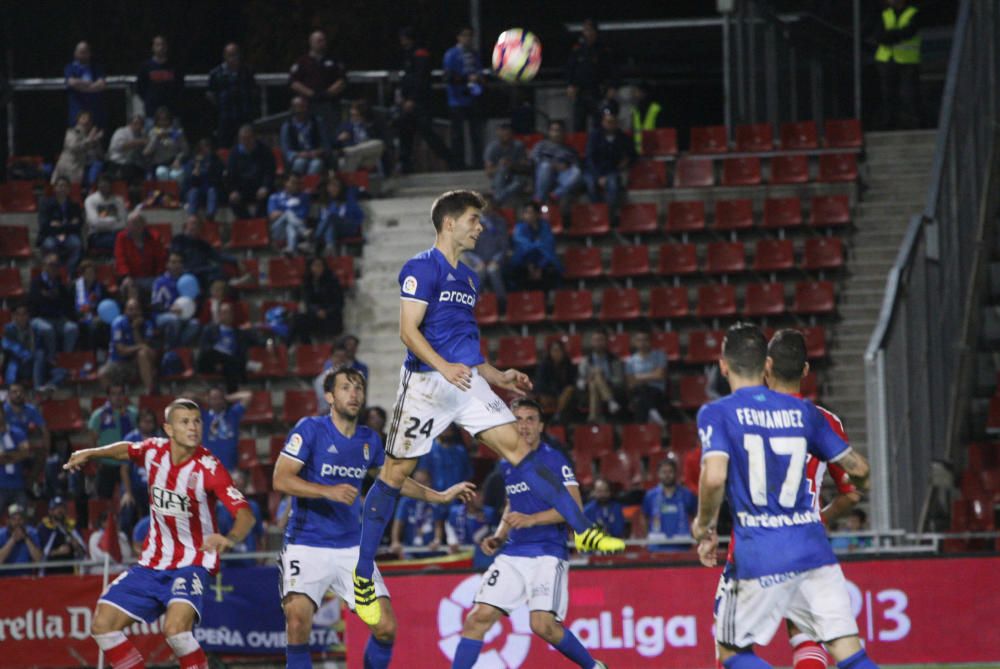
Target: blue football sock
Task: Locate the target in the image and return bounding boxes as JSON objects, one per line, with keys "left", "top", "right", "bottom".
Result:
{"left": 723, "top": 650, "right": 773, "bottom": 669}
{"left": 363, "top": 636, "right": 393, "bottom": 669}
{"left": 838, "top": 648, "right": 879, "bottom": 669}
{"left": 356, "top": 479, "right": 400, "bottom": 580}
{"left": 554, "top": 629, "right": 596, "bottom": 668}
{"left": 451, "top": 637, "right": 483, "bottom": 669}
{"left": 514, "top": 450, "right": 590, "bottom": 533}
{"left": 286, "top": 643, "right": 311, "bottom": 669}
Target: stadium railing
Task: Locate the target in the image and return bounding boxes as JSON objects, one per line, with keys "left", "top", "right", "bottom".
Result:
{"left": 865, "top": 0, "right": 1000, "bottom": 532}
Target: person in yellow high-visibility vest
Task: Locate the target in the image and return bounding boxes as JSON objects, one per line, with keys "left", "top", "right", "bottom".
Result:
{"left": 631, "top": 82, "right": 666, "bottom": 155}
{"left": 874, "top": 0, "right": 921, "bottom": 129}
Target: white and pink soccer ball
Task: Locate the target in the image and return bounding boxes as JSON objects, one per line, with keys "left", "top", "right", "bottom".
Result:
{"left": 492, "top": 28, "right": 542, "bottom": 83}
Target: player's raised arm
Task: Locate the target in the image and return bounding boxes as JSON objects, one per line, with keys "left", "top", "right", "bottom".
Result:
{"left": 806, "top": 403, "right": 871, "bottom": 490}
{"left": 476, "top": 360, "right": 533, "bottom": 396}
{"left": 399, "top": 299, "right": 471, "bottom": 390}
{"left": 503, "top": 483, "right": 583, "bottom": 529}
{"left": 396, "top": 472, "right": 476, "bottom": 505}
{"left": 63, "top": 440, "right": 132, "bottom": 471}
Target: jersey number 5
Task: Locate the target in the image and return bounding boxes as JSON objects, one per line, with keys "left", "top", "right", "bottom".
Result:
{"left": 404, "top": 417, "right": 434, "bottom": 439}
{"left": 743, "top": 435, "right": 807, "bottom": 508}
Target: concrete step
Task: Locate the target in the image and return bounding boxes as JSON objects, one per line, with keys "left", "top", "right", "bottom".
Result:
{"left": 863, "top": 129, "right": 938, "bottom": 147}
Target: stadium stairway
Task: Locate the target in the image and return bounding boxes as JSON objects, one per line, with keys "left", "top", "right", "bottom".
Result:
{"left": 823, "top": 129, "right": 937, "bottom": 449}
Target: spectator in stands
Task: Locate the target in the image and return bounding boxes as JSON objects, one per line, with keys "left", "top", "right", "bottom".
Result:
{"left": 198, "top": 302, "right": 254, "bottom": 393}
{"left": 197, "top": 278, "right": 236, "bottom": 326}
{"left": 151, "top": 252, "right": 201, "bottom": 348}
{"left": 227, "top": 124, "right": 275, "bottom": 219}
{"left": 443, "top": 26, "right": 485, "bottom": 169}
{"left": 625, "top": 330, "right": 667, "bottom": 425}
{"left": 0, "top": 504, "right": 42, "bottom": 575}
{"left": 585, "top": 108, "right": 636, "bottom": 217}
{"left": 565, "top": 19, "right": 618, "bottom": 133}
{"left": 171, "top": 215, "right": 239, "bottom": 287}
{"left": 101, "top": 298, "right": 158, "bottom": 395}
{"left": 207, "top": 43, "right": 257, "bottom": 147}
{"left": 364, "top": 406, "right": 387, "bottom": 444}
{"left": 202, "top": 386, "right": 250, "bottom": 471}
{"left": 424, "top": 424, "right": 472, "bottom": 493}
{"left": 874, "top": 0, "right": 921, "bottom": 130}
{"left": 534, "top": 339, "right": 577, "bottom": 425}
{"left": 136, "top": 35, "right": 184, "bottom": 120}
{"left": 119, "top": 408, "right": 157, "bottom": 534}
{"left": 0, "top": 408, "right": 31, "bottom": 513}
{"left": 641, "top": 458, "right": 696, "bottom": 551}
{"left": 29, "top": 252, "right": 79, "bottom": 364}
{"left": 460, "top": 194, "right": 508, "bottom": 306}
{"left": 64, "top": 41, "right": 106, "bottom": 128}
{"left": 340, "top": 334, "right": 369, "bottom": 379}
{"left": 107, "top": 113, "right": 149, "bottom": 184}
{"left": 84, "top": 174, "right": 127, "bottom": 252}
{"left": 268, "top": 173, "right": 312, "bottom": 256}
{"left": 280, "top": 96, "right": 329, "bottom": 176}
{"left": 215, "top": 470, "right": 262, "bottom": 565}
{"left": 87, "top": 509, "right": 133, "bottom": 574}
{"left": 445, "top": 493, "right": 498, "bottom": 569}
{"left": 2, "top": 305, "right": 47, "bottom": 389}
{"left": 510, "top": 201, "right": 561, "bottom": 291}
{"left": 52, "top": 110, "right": 104, "bottom": 187}
{"left": 143, "top": 106, "right": 188, "bottom": 182}
{"left": 73, "top": 260, "right": 109, "bottom": 350}
{"left": 831, "top": 509, "right": 873, "bottom": 552}
{"left": 4, "top": 382, "right": 50, "bottom": 457}
{"left": 314, "top": 173, "right": 364, "bottom": 253}
{"left": 483, "top": 122, "right": 529, "bottom": 206}
{"left": 391, "top": 468, "right": 443, "bottom": 555}
{"left": 289, "top": 30, "right": 347, "bottom": 134}
{"left": 294, "top": 256, "right": 344, "bottom": 343}
{"left": 396, "top": 27, "right": 457, "bottom": 172}
{"left": 37, "top": 176, "right": 84, "bottom": 275}
{"left": 88, "top": 384, "right": 138, "bottom": 498}
{"left": 314, "top": 345, "right": 350, "bottom": 412}
{"left": 576, "top": 329, "right": 624, "bottom": 422}
{"left": 114, "top": 211, "right": 168, "bottom": 295}
{"left": 630, "top": 82, "right": 666, "bottom": 155}
{"left": 182, "top": 138, "right": 225, "bottom": 217}
{"left": 38, "top": 496, "right": 87, "bottom": 573}
{"left": 530, "top": 119, "right": 583, "bottom": 205}
{"left": 335, "top": 100, "right": 386, "bottom": 173}
{"left": 583, "top": 478, "right": 625, "bottom": 538}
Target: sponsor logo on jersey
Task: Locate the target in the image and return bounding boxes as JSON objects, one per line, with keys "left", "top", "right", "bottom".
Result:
{"left": 736, "top": 509, "right": 821, "bottom": 528}
{"left": 152, "top": 485, "right": 191, "bottom": 517}
{"left": 172, "top": 577, "right": 187, "bottom": 594}
{"left": 320, "top": 463, "right": 367, "bottom": 479}
{"left": 285, "top": 433, "right": 303, "bottom": 456}
{"left": 402, "top": 275, "right": 418, "bottom": 295}
{"left": 438, "top": 290, "right": 476, "bottom": 306}
{"left": 505, "top": 481, "right": 530, "bottom": 495}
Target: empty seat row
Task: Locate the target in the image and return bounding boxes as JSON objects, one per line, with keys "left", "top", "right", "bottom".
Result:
{"left": 690, "top": 119, "right": 863, "bottom": 154}
{"left": 629, "top": 153, "right": 858, "bottom": 190}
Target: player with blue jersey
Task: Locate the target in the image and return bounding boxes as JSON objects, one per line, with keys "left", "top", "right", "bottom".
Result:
{"left": 451, "top": 399, "right": 608, "bottom": 669}
{"left": 272, "top": 367, "right": 475, "bottom": 669}
{"left": 691, "top": 323, "right": 877, "bottom": 669}
{"left": 354, "top": 190, "right": 622, "bottom": 625}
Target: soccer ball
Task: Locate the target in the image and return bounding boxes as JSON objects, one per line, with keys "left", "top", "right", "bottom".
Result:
{"left": 492, "top": 29, "right": 542, "bottom": 83}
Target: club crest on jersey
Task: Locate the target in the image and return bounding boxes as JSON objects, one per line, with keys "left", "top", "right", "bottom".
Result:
{"left": 152, "top": 485, "right": 191, "bottom": 517}
{"left": 468, "top": 276, "right": 476, "bottom": 292}
{"left": 286, "top": 433, "right": 303, "bottom": 456}
{"left": 402, "top": 275, "right": 418, "bottom": 295}
{"left": 363, "top": 443, "right": 370, "bottom": 461}
{"left": 226, "top": 486, "right": 246, "bottom": 503}
{"left": 198, "top": 455, "right": 218, "bottom": 474}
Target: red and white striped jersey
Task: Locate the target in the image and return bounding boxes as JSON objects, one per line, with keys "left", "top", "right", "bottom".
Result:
{"left": 128, "top": 437, "right": 249, "bottom": 573}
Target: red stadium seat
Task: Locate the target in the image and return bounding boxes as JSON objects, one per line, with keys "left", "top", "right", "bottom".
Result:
{"left": 248, "top": 345, "right": 289, "bottom": 378}
{"left": 619, "top": 203, "right": 659, "bottom": 235}
{"left": 283, "top": 389, "right": 319, "bottom": 425}
{"left": 0, "top": 267, "right": 25, "bottom": 299}
{"left": 552, "top": 290, "right": 593, "bottom": 323}
{"left": 744, "top": 282, "right": 787, "bottom": 317}
{"left": 802, "top": 326, "right": 827, "bottom": 358}
{"left": 474, "top": 292, "right": 499, "bottom": 325}
{"left": 803, "top": 237, "right": 844, "bottom": 271}
{"left": 599, "top": 288, "right": 641, "bottom": 321}
{"left": 987, "top": 397, "right": 1000, "bottom": 434}
{"left": 0, "top": 226, "right": 31, "bottom": 258}
{"left": 809, "top": 194, "right": 851, "bottom": 228}
{"left": 139, "top": 395, "right": 174, "bottom": 423}
{"left": 824, "top": 119, "right": 863, "bottom": 148}
{"left": 0, "top": 181, "right": 39, "bottom": 212}
{"left": 818, "top": 153, "right": 858, "bottom": 182}
{"left": 673, "top": 157, "right": 715, "bottom": 187}
{"left": 628, "top": 160, "right": 668, "bottom": 190}
{"left": 0, "top": 309, "right": 10, "bottom": 328}
{"left": 769, "top": 155, "right": 809, "bottom": 184}
{"left": 607, "top": 332, "right": 631, "bottom": 359}
{"left": 678, "top": 376, "right": 709, "bottom": 410}
{"left": 649, "top": 286, "right": 689, "bottom": 319}
{"left": 515, "top": 133, "right": 544, "bottom": 151}
{"left": 147, "top": 222, "right": 173, "bottom": 246}
{"left": 573, "top": 424, "right": 615, "bottom": 460}
{"left": 609, "top": 245, "right": 651, "bottom": 278}
{"left": 541, "top": 203, "right": 564, "bottom": 234}
{"left": 690, "top": 125, "right": 728, "bottom": 154}
{"left": 199, "top": 219, "right": 223, "bottom": 248}
{"left": 967, "top": 442, "right": 1000, "bottom": 471}
{"left": 792, "top": 281, "right": 836, "bottom": 315}
{"left": 496, "top": 207, "right": 517, "bottom": 233}
{"left": 292, "top": 343, "right": 333, "bottom": 377}
{"left": 238, "top": 439, "right": 260, "bottom": 469}
{"left": 801, "top": 371, "right": 819, "bottom": 401}
{"left": 652, "top": 331, "right": 681, "bottom": 362}
{"left": 763, "top": 196, "right": 803, "bottom": 229}
{"left": 267, "top": 256, "right": 306, "bottom": 288}
{"left": 496, "top": 336, "right": 538, "bottom": 368}
{"left": 714, "top": 199, "right": 754, "bottom": 231}
{"left": 641, "top": 128, "right": 679, "bottom": 156}
{"left": 243, "top": 391, "right": 275, "bottom": 425}
{"left": 734, "top": 123, "right": 774, "bottom": 152}
{"left": 563, "top": 247, "right": 603, "bottom": 280}
{"left": 505, "top": 291, "right": 547, "bottom": 325}
{"left": 568, "top": 203, "right": 611, "bottom": 237}
{"left": 565, "top": 132, "right": 588, "bottom": 156}
{"left": 696, "top": 284, "right": 737, "bottom": 318}
{"left": 572, "top": 451, "right": 596, "bottom": 488}
{"left": 599, "top": 451, "right": 642, "bottom": 490}
{"left": 752, "top": 239, "right": 795, "bottom": 272}
{"left": 326, "top": 256, "right": 355, "bottom": 288}
{"left": 780, "top": 121, "right": 819, "bottom": 149}
{"left": 337, "top": 170, "right": 370, "bottom": 191}
{"left": 268, "top": 436, "right": 286, "bottom": 464}
{"left": 41, "top": 399, "right": 84, "bottom": 432}
{"left": 142, "top": 180, "right": 181, "bottom": 207}
{"left": 686, "top": 330, "right": 724, "bottom": 364}
{"left": 622, "top": 423, "right": 663, "bottom": 458}
{"left": 55, "top": 351, "right": 99, "bottom": 383}
{"left": 666, "top": 200, "right": 706, "bottom": 233}
{"left": 670, "top": 423, "right": 700, "bottom": 456}
{"left": 721, "top": 157, "right": 762, "bottom": 186}
{"left": 543, "top": 333, "right": 583, "bottom": 364}
{"left": 658, "top": 243, "right": 698, "bottom": 276}
{"left": 705, "top": 241, "right": 746, "bottom": 275}
{"left": 228, "top": 218, "right": 269, "bottom": 250}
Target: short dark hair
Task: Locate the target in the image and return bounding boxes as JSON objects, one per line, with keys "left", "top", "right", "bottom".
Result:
{"left": 96, "top": 173, "right": 112, "bottom": 186}
{"left": 722, "top": 322, "right": 767, "bottom": 377}
{"left": 137, "top": 408, "right": 158, "bottom": 425}
{"left": 659, "top": 458, "right": 678, "bottom": 473}
{"left": 430, "top": 190, "right": 485, "bottom": 231}
{"left": 767, "top": 329, "right": 807, "bottom": 383}
{"left": 323, "top": 367, "right": 366, "bottom": 394}
{"left": 521, "top": 200, "right": 541, "bottom": 214}
{"left": 510, "top": 397, "right": 543, "bottom": 419}
{"left": 549, "top": 119, "right": 566, "bottom": 130}
{"left": 165, "top": 398, "right": 200, "bottom": 422}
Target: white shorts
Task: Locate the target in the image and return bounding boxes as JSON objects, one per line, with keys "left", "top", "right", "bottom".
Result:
{"left": 279, "top": 544, "right": 389, "bottom": 611}
{"left": 385, "top": 365, "right": 515, "bottom": 459}
{"left": 474, "top": 554, "right": 571, "bottom": 622}
{"left": 714, "top": 563, "right": 858, "bottom": 649}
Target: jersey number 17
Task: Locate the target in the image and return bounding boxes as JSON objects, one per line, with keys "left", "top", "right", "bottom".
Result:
{"left": 743, "top": 435, "right": 806, "bottom": 508}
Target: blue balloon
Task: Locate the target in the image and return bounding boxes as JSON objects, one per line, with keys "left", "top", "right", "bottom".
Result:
{"left": 97, "top": 299, "right": 120, "bottom": 324}
{"left": 177, "top": 273, "right": 200, "bottom": 298}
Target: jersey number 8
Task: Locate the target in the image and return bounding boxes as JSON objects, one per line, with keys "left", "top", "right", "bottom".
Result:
{"left": 743, "top": 435, "right": 807, "bottom": 508}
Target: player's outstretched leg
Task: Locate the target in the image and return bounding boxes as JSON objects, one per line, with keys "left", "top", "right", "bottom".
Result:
{"left": 163, "top": 603, "right": 208, "bottom": 669}
{"left": 92, "top": 603, "right": 147, "bottom": 669}
{"left": 362, "top": 598, "right": 396, "bottom": 669}
{"left": 530, "top": 611, "right": 606, "bottom": 668}
{"left": 827, "top": 637, "right": 880, "bottom": 669}
{"left": 721, "top": 649, "right": 773, "bottom": 669}
{"left": 788, "top": 626, "right": 828, "bottom": 669}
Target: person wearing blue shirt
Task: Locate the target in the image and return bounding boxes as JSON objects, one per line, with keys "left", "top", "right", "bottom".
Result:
{"left": 583, "top": 478, "right": 626, "bottom": 538}
{"left": 4, "top": 382, "right": 50, "bottom": 453}
{"left": 64, "top": 41, "right": 107, "bottom": 127}
{"left": 391, "top": 468, "right": 445, "bottom": 552}
{"left": 530, "top": 120, "right": 584, "bottom": 203}
{"left": 201, "top": 387, "right": 250, "bottom": 472}
{"left": 3, "top": 304, "right": 48, "bottom": 389}
{"left": 268, "top": 173, "right": 312, "bottom": 256}
{"left": 0, "top": 504, "right": 43, "bottom": 576}
{"left": 151, "top": 252, "right": 201, "bottom": 348}
{"left": 215, "top": 471, "right": 263, "bottom": 567}
{"left": 424, "top": 424, "right": 473, "bottom": 494}
{"left": 510, "top": 201, "right": 562, "bottom": 292}
{"left": 625, "top": 330, "right": 668, "bottom": 424}
{"left": 131, "top": 515, "right": 151, "bottom": 555}
{"left": 641, "top": 459, "right": 697, "bottom": 551}
{"left": 120, "top": 409, "right": 160, "bottom": 535}
{"left": 450, "top": 398, "right": 608, "bottom": 669}
{"left": 445, "top": 496, "right": 499, "bottom": 570}
{"left": 0, "top": 408, "right": 31, "bottom": 513}
{"left": 443, "top": 27, "right": 485, "bottom": 169}
{"left": 691, "top": 323, "right": 876, "bottom": 669}
{"left": 584, "top": 109, "right": 636, "bottom": 216}
{"left": 101, "top": 298, "right": 158, "bottom": 395}
{"left": 315, "top": 176, "right": 365, "bottom": 251}
{"left": 280, "top": 96, "right": 329, "bottom": 176}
